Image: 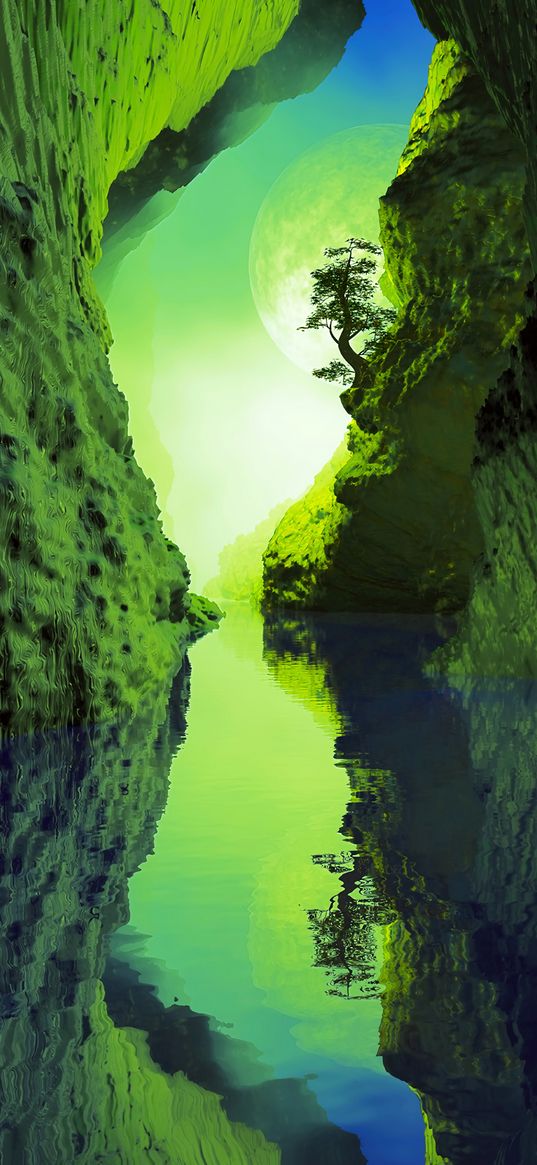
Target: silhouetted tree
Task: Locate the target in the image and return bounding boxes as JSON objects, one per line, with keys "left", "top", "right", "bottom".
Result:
{"left": 300, "top": 237, "right": 396, "bottom": 393}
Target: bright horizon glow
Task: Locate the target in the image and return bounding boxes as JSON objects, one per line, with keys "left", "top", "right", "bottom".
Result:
{"left": 102, "top": 1, "right": 434, "bottom": 590}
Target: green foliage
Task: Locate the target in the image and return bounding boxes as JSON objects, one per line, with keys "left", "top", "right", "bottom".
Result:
{"left": 301, "top": 237, "right": 396, "bottom": 386}
{"left": 312, "top": 359, "right": 354, "bottom": 386}
{"left": 206, "top": 500, "right": 293, "bottom": 604}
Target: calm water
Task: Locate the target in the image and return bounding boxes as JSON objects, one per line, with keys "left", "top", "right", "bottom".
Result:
{"left": 111, "top": 604, "right": 424, "bottom": 1164}
{"left": 1, "top": 604, "right": 537, "bottom": 1163}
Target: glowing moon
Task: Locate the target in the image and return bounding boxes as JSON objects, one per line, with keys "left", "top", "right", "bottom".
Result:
{"left": 249, "top": 124, "right": 408, "bottom": 373}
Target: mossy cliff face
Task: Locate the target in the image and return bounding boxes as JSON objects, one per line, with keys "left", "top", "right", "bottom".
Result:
{"left": 413, "top": 0, "right": 537, "bottom": 260}
{"left": 0, "top": 671, "right": 280, "bottom": 1164}
{"left": 263, "top": 42, "right": 530, "bottom": 615}
{"left": 0, "top": 0, "right": 298, "bottom": 732}
{"left": 103, "top": 0, "right": 364, "bottom": 271}
{"left": 413, "top": 2, "right": 537, "bottom": 677}
{"left": 261, "top": 443, "right": 349, "bottom": 610}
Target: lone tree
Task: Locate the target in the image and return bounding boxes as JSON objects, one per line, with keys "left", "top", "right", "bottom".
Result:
{"left": 300, "top": 237, "right": 396, "bottom": 392}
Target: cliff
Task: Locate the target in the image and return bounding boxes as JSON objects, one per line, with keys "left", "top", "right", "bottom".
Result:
{"left": 263, "top": 41, "right": 530, "bottom": 617}
{"left": 263, "top": 443, "right": 349, "bottom": 609}
{"left": 100, "top": 0, "right": 364, "bottom": 288}
{"left": 413, "top": 1, "right": 537, "bottom": 678}
{"left": 0, "top": 0, "right": 302, "bottom": 733}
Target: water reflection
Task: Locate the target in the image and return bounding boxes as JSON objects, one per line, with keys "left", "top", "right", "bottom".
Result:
{"left": 0, "top": 666, "right": 286, "bottom": 1163}
{"left": 5, "top": 604, "right": 534, "bottom": 1163}
{"left": 265, "top": 613, "right": 537, "bottom": 1164}
{"left": 113, "top": 605, "right": 419, "bottom": 1165}
{"left": 104, "top": 945, "right": 365, "bottom": 1164}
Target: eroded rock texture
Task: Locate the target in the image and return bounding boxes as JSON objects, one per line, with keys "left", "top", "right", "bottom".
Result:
{"left": 102, "top": 0, "right": 364, "bottom": 277}
{"left": 412, "top": 1, "right": 537, "bottom": 677}
{"left": 0, "top": 0, "right": 302, "bottom": 732}
{"left": 263, "top": 42, "right": 530, "bottom": 616}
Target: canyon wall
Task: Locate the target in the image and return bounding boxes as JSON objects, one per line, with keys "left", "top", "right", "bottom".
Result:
{"left": 101, "top": 0, "right": 364, "bottom": 286}
{"left": 263, "top": 41, "right": 531, "bottom": 619}
{"left": 412, "top": 1, "right": 537, "bottom": 678}
{"left": 0, "top": 0, "right": 304, "bottom": 733}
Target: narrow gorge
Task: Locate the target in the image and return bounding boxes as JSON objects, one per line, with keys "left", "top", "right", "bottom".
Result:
{"left": 2, "top": 3, "right": 537, "bottom": 1164}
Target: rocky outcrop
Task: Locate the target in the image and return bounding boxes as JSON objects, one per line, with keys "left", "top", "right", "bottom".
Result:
{"left": 0, "top": 0, "right": 300, "bottom": 732}
{"left": 263, "top": 42, "right": 530, "bottom": 616}
{"left": 101, "top": 0, "right": 364, "bottom": 285}
{"left": 413, "top": 0, "right": 537, "bottom": 262}
{"left": 412, "top": 1, "right": 537, "bottom": 678}
{"left": 429, "top": 286, "right": 537, "bottom": 677}
{"left": 262, "top": 444, "right": 349, "bottom": 609}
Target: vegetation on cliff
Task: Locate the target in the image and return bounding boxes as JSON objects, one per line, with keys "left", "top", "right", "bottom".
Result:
{"left": 0, "top": 0, "right": 300, "bottom": 732}
{"left": 300, "top": 236, "right": 396, "bottom": 391}
{"left": 263, "top": 41, "right": 530, "bottom": 617}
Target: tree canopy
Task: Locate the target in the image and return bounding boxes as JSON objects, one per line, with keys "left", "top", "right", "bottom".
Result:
{"left": 300, "top": 236, "right": 396, "bottom": 391}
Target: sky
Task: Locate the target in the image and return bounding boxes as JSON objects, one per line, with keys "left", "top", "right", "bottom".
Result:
{"left": 102, "top": 0, "right": 434, "bottom": 589}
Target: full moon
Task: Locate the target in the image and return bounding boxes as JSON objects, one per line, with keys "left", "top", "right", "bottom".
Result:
{"left": 249, "top": 124, "right": 408, "bottom": 373}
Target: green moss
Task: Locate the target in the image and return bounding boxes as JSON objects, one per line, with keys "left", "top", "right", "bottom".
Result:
{"left": 262, "top": 444, "right": 349, "bottom": 609}
{"left": 263, "top": 42, "right": 530, "bottom": 615}
{"left": 0, "top": 0, "right": 298, "bottom": 731}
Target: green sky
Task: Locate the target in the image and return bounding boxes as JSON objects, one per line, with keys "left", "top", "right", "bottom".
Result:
{"left": 102, "top": 3, "right": 434, "bottom": 588}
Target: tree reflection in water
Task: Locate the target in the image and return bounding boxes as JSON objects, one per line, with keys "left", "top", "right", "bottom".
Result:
{"left": 264, "top": 611, "right": 537, "bottom": 1165}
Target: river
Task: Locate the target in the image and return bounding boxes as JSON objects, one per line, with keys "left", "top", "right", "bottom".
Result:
{"left": 2, "top": 603, "right": 536, "bottom": 1163}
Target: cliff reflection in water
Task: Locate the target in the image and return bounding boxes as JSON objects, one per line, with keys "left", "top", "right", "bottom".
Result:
{"left": 0, "top": 630, "right": 367, "bottom": 1165}
{"left": 0, "top": 666, "right": 283, "bottom": 1164}
{"left": 264, "top": 613, "right": 537, "bottom": 1165}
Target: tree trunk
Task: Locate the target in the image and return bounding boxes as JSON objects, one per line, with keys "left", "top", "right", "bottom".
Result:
{"left": 337, "top": 331, "right": 373, "bottom": 389}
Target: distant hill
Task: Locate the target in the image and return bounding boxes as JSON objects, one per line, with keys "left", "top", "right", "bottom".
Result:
{"left": 205, "top": 499, "right": 294, "bottom": 605}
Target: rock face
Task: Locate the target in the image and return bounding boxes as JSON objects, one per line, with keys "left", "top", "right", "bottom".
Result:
{"left": 103, "top": 0, "right": 364, "bottom": 265}
{"left": 261, "top": 444, "right": 350, "bottom": 609}
{"left": 263, "top": 42, "right": 530, "bottom": 616}
{"left": 413, "top": 0, "right": 537, "bottom": 262}
{"left": 413, "top": 1, "right": 537, "bottom": 678}
{"left": 0, "top": 0, "right": 300, "bottom": 732}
